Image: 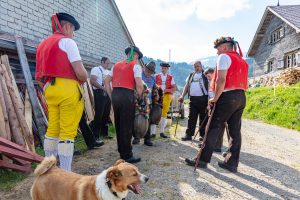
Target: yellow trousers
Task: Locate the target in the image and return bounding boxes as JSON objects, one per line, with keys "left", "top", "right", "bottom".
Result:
{"left": 161, "top": 94, "right": 172, "bottom": 117}
{"left": 44, "top": 78, "right": 84, "bottom": 141}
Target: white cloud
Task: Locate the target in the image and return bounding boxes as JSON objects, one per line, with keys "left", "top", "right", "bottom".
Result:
{"left": 115, "top": 0, "right": 251, "bottom": 62}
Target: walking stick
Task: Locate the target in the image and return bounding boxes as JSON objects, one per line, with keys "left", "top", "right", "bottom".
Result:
{"left": 191, "top": 113, "right": 208, "bottom": 145}
{"left": 174, "top": 102, "right": 182, "bottom": 137}
{"left": 194, "top": 103, "right": 216, "bottom": 171}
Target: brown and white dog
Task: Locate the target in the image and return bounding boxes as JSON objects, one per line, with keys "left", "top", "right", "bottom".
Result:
{"left": 31, "top": 156, "right": 148, "bottom": 200}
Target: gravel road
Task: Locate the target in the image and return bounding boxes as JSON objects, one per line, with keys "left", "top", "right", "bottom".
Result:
{"left": 1, "top": 118, "right": 299, "bottom": 200}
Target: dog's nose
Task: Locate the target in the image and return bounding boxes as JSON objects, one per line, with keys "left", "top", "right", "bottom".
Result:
{"left": 144, "top": 176, "right": 149, "bottom": 183}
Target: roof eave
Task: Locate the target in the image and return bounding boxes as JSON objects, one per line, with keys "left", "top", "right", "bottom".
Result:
{"left": 247, "top": 7, "right": 270, "bottom": 57}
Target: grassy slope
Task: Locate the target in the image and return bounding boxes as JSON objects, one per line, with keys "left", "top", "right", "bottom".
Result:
{"left": 243, "top": 82, "right": 300, "bottom": 131}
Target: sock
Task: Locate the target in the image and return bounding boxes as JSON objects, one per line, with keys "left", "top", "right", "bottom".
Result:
{"left": 150, "top": 125, "right": 157, "bottom": 135}
{"left": 44, "top": 136, "right": 58, "bottom": 157}
{"left": 58, "top": 140, "right": 74, "bottom": 171}
{"left": 160, "top": 117, "right": 166, "bottom": 133}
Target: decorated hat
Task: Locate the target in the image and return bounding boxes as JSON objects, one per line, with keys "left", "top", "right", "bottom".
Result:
{"left": 214, "top": 36, "right": 243, "bottom": 57}
{"left": 213, "top": 36, "right": 235, "bottom": 48}
{"left": 160, "top": 62, "right": 170, "bottom": 68}
{"left": 125, "top": 46, "right": 143, "bottom": 59}
{"left": 145, "top": 61, "right": 156, "bottom": 74}
{"left": 56, "top": 13, "right": 80, "bottom": 30}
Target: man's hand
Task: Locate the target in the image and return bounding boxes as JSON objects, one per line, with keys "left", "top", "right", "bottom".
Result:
{"left": 208, "top": 97, "right": 218, "bottom": 107}
{"left": 178, "top": 96, "right": 184, "bottom": 103}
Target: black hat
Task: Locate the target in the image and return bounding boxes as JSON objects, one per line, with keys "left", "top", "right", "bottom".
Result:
{"left": 145, "top": 61, "right": 156, "bottom": 74}
{"left": 56, "top": 13, "right": 80, "bottom": 31}
{"left": 125, "top": 46, "right": 143, "bottom": 59}
{"left": 160, "top": 62, "right": 170, "bottom": 68}
{"left": 214, "top": 36, "right": 235, "bottom": 48}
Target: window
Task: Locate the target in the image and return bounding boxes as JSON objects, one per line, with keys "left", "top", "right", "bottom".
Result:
{"left": 270, "top": 27, "right": 285, "bottom": 44}
{"left": 285, "top": 52, "right": 297, "bottom": 68}
{"left": 268, "top": 60, "right": 274, "bottom": 72}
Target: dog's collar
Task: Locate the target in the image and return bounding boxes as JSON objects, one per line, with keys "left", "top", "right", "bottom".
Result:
{"left": 106, "top": 180, "right": 125, "bottom": 200}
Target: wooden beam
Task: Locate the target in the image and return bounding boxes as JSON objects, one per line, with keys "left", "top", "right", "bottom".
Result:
{"left": 15, "top": 36, "right": 46, "bottom": 140}
{"left": 82, "top": 83, "right": 94, "bottom": 122}
{"left": 0, "top": 160, "right": 31, "bottom": 173}
{"left": 0, "top": 145, "right": 43, "bottom": 162}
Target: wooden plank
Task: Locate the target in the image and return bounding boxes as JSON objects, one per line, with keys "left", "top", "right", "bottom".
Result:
{"left": 15, "top": 36, "right": 46, "bottom": 140}
{"left": 0, "top": 160, "right": 31, "bottom": 173}
{"left": 0, "top": 100, "right": 6, "bottom": 137}
{"left": 0, "top": 145, "right": 43, "bottom": 162}
{"left": 24, "top": 90, "right": 32, "bottom": 134}
{"left": 0, "top": 55, "right": 24, "bottom": 112}
{"left": 0, "top": 77, "right": 11, "bottom": 139}
{"left": 82, "top": 83, "right": 94, "bottom": 122}
{"left": 87, "top": 79, "right": 94, "bottom": 109}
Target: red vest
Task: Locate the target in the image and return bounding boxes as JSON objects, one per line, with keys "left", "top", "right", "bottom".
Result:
{"left": 36, "top": 33, "right": 79, "bottom": 82}
{"left": 211, "top": 51, "right": 248, "bottom": 92}
{"left": 112, "top": 60, "right": 136, "bottom": 90}
{"left": 156, "top": 74, "right": 173, "bottom": 94}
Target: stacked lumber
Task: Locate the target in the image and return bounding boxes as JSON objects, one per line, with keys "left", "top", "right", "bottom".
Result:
{"left": 0, "top": 59, "right": 34, "bottom": 151}
{"left": 0, "top": 54, "right": 44, "bottom": 173}
{"left": 276, "top": 67, "right": 300, "bottom": 86}
{"left": 255, "top": 67, "right": 300, "bottom": 87}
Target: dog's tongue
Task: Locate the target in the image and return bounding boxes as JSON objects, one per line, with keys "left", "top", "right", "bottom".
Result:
{"left": 133, "top": 184, "right": 142, "bottom": 193}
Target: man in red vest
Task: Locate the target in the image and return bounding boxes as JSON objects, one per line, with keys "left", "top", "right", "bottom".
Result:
{"left": 185, "top": 36, "right": 248, "bottom": 173}
{"left": 155, "top": 63, "right": 176, "bottom": 138}
{"left": 36, "top": 13, "right": 87, "bottom": 171}
{"left": 105, "top": 46, "right": 144, "bottom": 163}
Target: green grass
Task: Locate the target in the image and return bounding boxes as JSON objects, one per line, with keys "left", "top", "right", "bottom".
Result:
{"left": 243, "top": 82, "right": 300, "bottom": 131}
{"left": 0, "top": 124, "right": 116, "bottom": 191}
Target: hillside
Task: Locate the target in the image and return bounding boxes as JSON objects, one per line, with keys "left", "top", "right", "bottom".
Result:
{"left": 142, "top": 56, "right": 254, "bottom": 91}
{"left": 244, "top": 82, "right": 300, "bottom": 131}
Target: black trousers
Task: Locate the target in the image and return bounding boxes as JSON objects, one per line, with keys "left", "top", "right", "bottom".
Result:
{"left": 92, "top": 89, "right": 111, "bottom": 138}
{"left": 200, "top": 90, "right": 246, "bottom": 168}
{"left": 186, "top": 96, "right": 208, "bottom": 137}
{"left": 112, "top": 88, "right": 135, "bottom": 160}
{"left": 79, "top": 113, "right": 96, "bottom": 149}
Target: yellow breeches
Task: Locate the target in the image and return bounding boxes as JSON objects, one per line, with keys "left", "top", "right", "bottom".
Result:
{"left": 44, "top": 78, "right": 84, "bottom": 141}
{"left": 161, "top": 94, "right": 172, "bottom": 117}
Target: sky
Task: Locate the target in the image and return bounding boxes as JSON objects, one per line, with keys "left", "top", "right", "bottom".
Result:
{"left": 115, "top": 0, "right": 300, "bottom": 62}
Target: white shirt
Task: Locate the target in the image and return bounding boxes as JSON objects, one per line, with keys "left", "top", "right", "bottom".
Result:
{"left": 217, "top": 53, "right": 234, "bottom": 92}
{"left": 58, "top": 38, "right": 81, "bottom": 62}
{"left": 186, "top": 72, "right": 208, "bottom": 97}
{"left": 217, "top": 54, "right": 231, "bottom": 70}
{"left": 156, "top": 73, "right": 175, "bottom": 90}
{"left": 108, "top": 64, "right": 142, "bottom": 78}
{"left": 91, "top": 65, "right": 109, "bottom": 89}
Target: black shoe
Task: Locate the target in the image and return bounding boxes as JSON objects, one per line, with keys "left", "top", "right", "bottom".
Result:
{"left": 181, "top": 135, "right": 192, "bottom": 141}
{"left": 94, "top": 139, "right": 104, "bottom": 147}
{"left": 151, "top": 134, "right": 156, "bottom": 138}
{"left": 185, "top": 158, "right": 207, "bottom": 168}
{"left": 218, "top": 161, "right": 237, "bottom": 173}
{"left": 213, "top": 148, "right": 222, "bottom": 152}
{"left": 125, "top": 157, "right": 141, "bottom": 163}
{"left": 144, "top": 140, "right": 153, "bottom": 146}
{"left": 132, "top": 138, "right": 140, "bottom": 144}
{"left": 160, "top": 133, "right": 169, "bottom": 138}
{"left": 73, "top": 149, "right": 81, "bottom": 156}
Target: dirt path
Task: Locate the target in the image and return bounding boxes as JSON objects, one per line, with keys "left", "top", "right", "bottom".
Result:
{"left": 1, "top": 118, "right": 300, "bottom": 200}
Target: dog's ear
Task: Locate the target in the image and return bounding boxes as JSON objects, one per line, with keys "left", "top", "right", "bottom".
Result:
{"left": 107, "top": 167, "right": 122, "bottom": 179}
{"left": 113, "top": 159, "right": 125, "bottom": 166}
